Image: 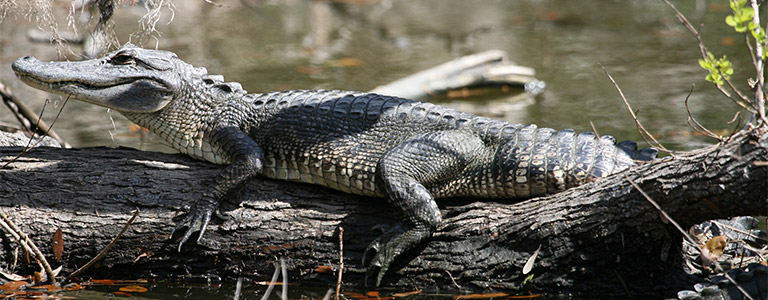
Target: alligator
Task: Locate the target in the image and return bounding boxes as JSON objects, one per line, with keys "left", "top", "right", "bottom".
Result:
{"left": 12, "top": 44, "right": 657, "bottom": 286}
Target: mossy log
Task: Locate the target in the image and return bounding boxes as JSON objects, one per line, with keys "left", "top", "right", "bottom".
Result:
{"left": 0, "top": 129, "right": 766, "bottom": 297}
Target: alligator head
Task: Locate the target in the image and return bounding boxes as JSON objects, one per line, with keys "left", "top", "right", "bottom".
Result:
{"left": 12, "top": 43, "right": 214, "bottom": 113}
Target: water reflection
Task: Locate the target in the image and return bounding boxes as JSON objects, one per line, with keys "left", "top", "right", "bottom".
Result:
{"left": 0, "top": 0, "right": 747, "bottom": 152}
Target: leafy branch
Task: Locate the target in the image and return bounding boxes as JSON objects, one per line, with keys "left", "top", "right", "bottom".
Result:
{"left": 662, "top": 0, "right": 757, "bottom": 120}
{"left": 699, "top": 52, "right": 734, "bottom": 86}
{"left": 664, "top": 0, "right": 767, "bottom": 128}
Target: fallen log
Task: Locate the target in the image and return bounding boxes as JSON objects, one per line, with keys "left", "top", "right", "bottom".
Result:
{"left": 369, "top": 50, "right": 544, "bottom": 100}
{"left": 0, "top": 128, "right": 766, "bottom": 297}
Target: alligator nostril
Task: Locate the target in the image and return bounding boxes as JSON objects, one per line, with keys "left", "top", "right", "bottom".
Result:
{"left": 21, "top": 56, "right": 32, "bottom": 60}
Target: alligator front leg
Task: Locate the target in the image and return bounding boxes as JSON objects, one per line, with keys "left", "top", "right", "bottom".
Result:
{"left": 173, "top": 126, "right": 264, "bottom": 250}
{"left": 365, "top": 130, "right": 485, "bottom": 286}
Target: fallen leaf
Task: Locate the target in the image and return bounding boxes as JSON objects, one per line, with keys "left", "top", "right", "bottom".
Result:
{"left": 113, "top": 291, "right": 132, "bottom": 296}
{"left": 0, "top": 281, "right": 29, "bottom": 291}
{"left": 366, "top": 291, "right": 380, "bottom": 297}
{"left": 345, "top": 292, "right": 367, "bottom": 298}
{"left": 454, "top": 292, "right": 509, "bottom": 299}
{"left": 133, "top": 251, "right": 151, "bottom": 263}
{"left": 522, "top": 245, "right": 541, "bottom": 275}
{"left": 119, "top": 285, "right": 148, "bottom": 293}
{"left": 90, "top": 279, "right": 116, "bottom": 285}
{"left": 52, "top": 228, "right": 64, "bottom": 261}
{"left": 33, "top": 271, "right": 43, "bottom": 284}
{"left": 314, "top": 265, "right": 334, "bottom": 273}
{"left": 507, "top": 295, "right": 542, "bottom": 299}
{"left": 27, "top": 284, "right": 61, "bottom": 292}
{"left": 704, "top": 236, "right": 727, "bottom": 259}
{"left": 65, "top": 283, "right": 85, "bottom": 291}
{"left": 392, "top": 290, "right": 422, "bottom": 297}
{"left": 51, "top": 265, "right": 62, "bottom": 277}
{"left": 0, "top": 271, "right": 28, "bottom": 281}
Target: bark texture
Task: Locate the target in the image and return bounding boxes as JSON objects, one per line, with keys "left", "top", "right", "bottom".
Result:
{"left": 0, "top": 130, "right": 766, "bottom": 297}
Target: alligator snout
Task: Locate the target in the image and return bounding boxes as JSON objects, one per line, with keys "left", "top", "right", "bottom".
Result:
{"left": 11, "top": 55, "right": 41, "bottom": 75}
{"left": 13, "top": 55, "right": 39, "bottom": 64}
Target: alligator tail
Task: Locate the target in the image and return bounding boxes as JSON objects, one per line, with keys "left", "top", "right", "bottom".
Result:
{"left": 617, "top": 140, "right": 659, "bottom": 162}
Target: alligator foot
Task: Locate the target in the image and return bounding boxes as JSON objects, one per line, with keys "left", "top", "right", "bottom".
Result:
{"left": 362, "top": 222, "right": 408, "bottom": 286}
{"left": 363, "top": 223, "right": 434, "bottom": 287}
{"left": 171, "top": 194, "right": 219, "bottom": 251}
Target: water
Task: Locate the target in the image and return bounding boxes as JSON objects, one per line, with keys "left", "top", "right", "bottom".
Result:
{"left": 0, "top": 0, "right": 754, "bottom": 298}
{"left": 50, "top": 281, "right": 545, "bottom": 300}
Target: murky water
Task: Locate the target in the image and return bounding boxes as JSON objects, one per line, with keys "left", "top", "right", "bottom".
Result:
{"left": 0, "top": 0, "right": 754, "bottom": 298}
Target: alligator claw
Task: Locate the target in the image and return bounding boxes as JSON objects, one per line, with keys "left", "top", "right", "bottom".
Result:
{"left": 362, "top": 222, "right": 407, "bottom": 287}
{"left": 363, "top": 237, "right": 385, "bottom": 287}
{"left": 171, "top": 196, "right": 218, "bottom": 251}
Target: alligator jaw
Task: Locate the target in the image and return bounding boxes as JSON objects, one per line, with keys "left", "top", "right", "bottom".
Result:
{"left": 12, "top": 55, "right": 173, "bottom": 113}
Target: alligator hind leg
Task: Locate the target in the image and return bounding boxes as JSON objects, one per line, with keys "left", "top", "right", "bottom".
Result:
{"left": 365, "top": 130, "right": 485, "bottom": 286}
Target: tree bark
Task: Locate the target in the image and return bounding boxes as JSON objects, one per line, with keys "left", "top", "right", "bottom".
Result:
{"left": 0, "top": 129, "right": 766, "bottom": 297}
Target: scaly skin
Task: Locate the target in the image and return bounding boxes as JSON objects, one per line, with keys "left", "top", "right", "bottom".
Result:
{"left": 12, "top": 44, "right": 656, "bottom": 286}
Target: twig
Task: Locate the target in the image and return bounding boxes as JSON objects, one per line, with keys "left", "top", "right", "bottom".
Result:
{"left": 66, "top": 209, "right": 140, "bottom": 281}
{"left": 628, "top": 172, "right": 757, "bottom": 300}
{"left": 260, "top": 261, "right": 280, "bottom": 300}
{"left": 624, "top": 175, "right": 699, "bottom": 249}
{"left": 662, "top": 0, "right": 755, "bottom": 111}
{"left": 1, "top": 99, "right": 49, "bottom": 170}
{"left": 280, "top": 258, "right": 288, "bottom": 300}
{"left": 0, "top": 82, "right": 68, "bottom": 147}
{"left": 724, "top": 272, "right": 756, "bottom": 300}
{"left": 321, "top": 289, "right": 334, "bottom": 300}
{"left": 234, "top": 277, "right": 242, "bottom": 300}
{"left": 589, "top": 121, "right": 600, "bottom": 139}
{"left": 598, "top": 63, "right": 673, "bottom": 155}
{"left": 613, "top": 269, "right": 630, "bottom": 298}
{"left": 749, "top": 0, "right": 768, "bottom": 125}
{"left": 446, "top": 270, "right": 462, "bottom": 290}
{"left": 684, "top": 84, "right": 723, "bottom": 140}
{"left": 0, "top": 209, "right": 56, "bottom": 283}
{"left": 711, "top": 220, "right": 768, "bottom": 243}
{"left": 625, "top": 174, "right": 756, "bottom": 300}
{"left": 1, "top": 96, "right": 71, "bottom": 170}
{"left": 335, "top": 227, "right": 343, "bottom": 300}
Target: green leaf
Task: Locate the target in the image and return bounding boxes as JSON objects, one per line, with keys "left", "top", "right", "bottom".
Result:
{"left": 522, "top": 274, "right": 535, "bottom": 286}
{"left": 698, "top": 59, "right": 710, "bottom": 69}
{"left": 742, "top": 8, "right": 755, "bottom": 20}
{"left": 699, "top": 52, "right": 734, "bottom": 86}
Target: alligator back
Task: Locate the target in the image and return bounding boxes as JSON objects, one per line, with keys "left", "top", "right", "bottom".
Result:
{"left": 210, "top": 89, "right": 653, "bottom": 199}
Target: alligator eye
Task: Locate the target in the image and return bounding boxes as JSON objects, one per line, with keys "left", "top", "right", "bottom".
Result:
{"left": 111, "top": 53, "right": 135, "bottom": 65}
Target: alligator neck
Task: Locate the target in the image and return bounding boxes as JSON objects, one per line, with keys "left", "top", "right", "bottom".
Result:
{"left": 121, "top": 86, "right": 235, "bottom": 164}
